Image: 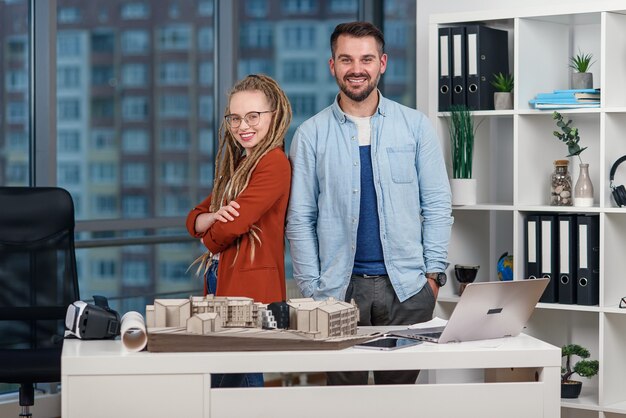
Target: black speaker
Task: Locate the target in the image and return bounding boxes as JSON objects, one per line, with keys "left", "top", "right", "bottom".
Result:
{"left": 610, "top": 156, "right": 626, "bottom": 207}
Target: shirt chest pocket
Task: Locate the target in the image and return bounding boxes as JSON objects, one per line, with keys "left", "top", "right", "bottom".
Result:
{"left": 386, "top": 145, "right": 417, "bottom": 184}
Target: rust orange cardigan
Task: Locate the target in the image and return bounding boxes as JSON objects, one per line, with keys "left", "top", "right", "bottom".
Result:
{"left": 186, "top": 148, "right": 290, "bottom": 304}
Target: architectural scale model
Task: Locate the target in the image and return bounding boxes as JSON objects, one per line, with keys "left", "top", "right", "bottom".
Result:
{"left": 146, "top": 295, "right": 358, "bottom": 339}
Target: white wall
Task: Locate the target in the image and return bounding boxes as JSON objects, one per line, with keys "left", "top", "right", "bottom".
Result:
{"left": 415, "top": 0, "right": 595, "bottom": 113}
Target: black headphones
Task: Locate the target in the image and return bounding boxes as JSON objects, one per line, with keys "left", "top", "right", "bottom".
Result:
{"left": 610, "top": 156, "right": 626, "bottom": 207}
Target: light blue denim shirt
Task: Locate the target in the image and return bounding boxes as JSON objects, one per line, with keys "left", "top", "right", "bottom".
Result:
{"left": 286, "top": 93, "right": 453, "bottom": 303}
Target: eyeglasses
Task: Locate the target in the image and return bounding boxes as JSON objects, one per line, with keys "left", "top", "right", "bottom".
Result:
{"left": 620, "top": 297, "right": 626, "bottom": 309}
{"left": 224, "top": 111, "right": 273, "bottom": 128}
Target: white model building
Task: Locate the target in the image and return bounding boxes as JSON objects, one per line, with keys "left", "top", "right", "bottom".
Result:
{"left": 147, "top": 295, "right": 358, "bottom": 339}
{"left": 286, "top": 298, "right": 359, "bottom": 339}
{"left": 187, "top": 312, "right": 222, "bottom": 335}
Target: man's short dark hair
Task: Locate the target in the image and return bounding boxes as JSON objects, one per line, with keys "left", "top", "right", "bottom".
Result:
{"left": 330, "top": 21, "right": 385, "bottom": 58}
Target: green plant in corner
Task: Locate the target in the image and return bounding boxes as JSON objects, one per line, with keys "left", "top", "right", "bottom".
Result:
{"left": 448, "top": 105, "right": 481, "bottom": 179}
{"left": 569, "top": 50, "right": 595, "bottom": 73}
{"left": 552, "top": 111, "right": 587, "bottom": 163}
{"left": 561, "top": 344, "right": 599, "bottom": 384}
{"left": 490, "top": 72, "right": 514, "bottom": 92}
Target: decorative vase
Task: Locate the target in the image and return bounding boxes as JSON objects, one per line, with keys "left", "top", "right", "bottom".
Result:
{"left": 550, "top": 160, "right": 572, "bottom": 206}
{"left": 454, "top": 264, "right": 479, "bottom": 295}
{"left": 572, "top": 72, "right": 593, "bottom": 90}
{"left": 494, "top": 92, "right": 513, "bottom": 110}
{"left": 450, "top": 178, "right": 477, "bottom": 206}
{"left": 561, "top": 380, "right": 583, "bottom": 398}
{"left": 574, "top": 163, "right": 594, "bottom": 207}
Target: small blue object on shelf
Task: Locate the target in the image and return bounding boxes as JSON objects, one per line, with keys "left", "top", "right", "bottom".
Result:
{"left": 497, "top": 252, "right": 513, "bottom": 281}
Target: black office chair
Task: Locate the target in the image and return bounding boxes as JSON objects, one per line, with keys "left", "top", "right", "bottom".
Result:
{"left": 0, "top": 187, "right": 80, "bottom": 418}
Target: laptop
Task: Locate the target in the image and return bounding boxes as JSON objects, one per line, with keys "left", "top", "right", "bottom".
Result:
{"left": 389, "top": 278, "right": 549, "bottom": 344}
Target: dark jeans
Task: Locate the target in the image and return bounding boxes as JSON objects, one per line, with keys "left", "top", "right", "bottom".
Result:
{"left": 205, "top": 260, "right": 264, "bottom": 388}
{"left": 327, "top": 274, "right": 436, "bottom": 386}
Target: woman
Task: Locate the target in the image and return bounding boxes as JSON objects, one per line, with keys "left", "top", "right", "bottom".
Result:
{"left": 186, "top": 74, "right": 292, "bottom": 388}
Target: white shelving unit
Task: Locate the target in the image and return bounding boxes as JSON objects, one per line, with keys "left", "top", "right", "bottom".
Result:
{"left": 429, "top": 3, "right": 626, "bottom": 417}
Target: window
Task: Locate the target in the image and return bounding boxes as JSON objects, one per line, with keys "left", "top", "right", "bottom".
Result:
{"left": 121, "top": 30, "right": 150, "bottom": 54}
{"left": 91, "top": 129, "right": 116, "bottom": 150}
{"left": 159, "top": 95, "right": 189, "bottom": 118}
{"left": 198, "top": 0, "right": 214, "bottom": 16}
{"left": 122, "top": 260, "right": 150, "bottom": 286}
{"left": 121, "top": 3, "right": 150, "bottom": 20}
{"left": 283, "top": 25, "right": 316, "bottom": 49}
{"left": 58, "top": 7, "right": 81, "bottom": 23}
{"left": 160, "top": 261, "right": 189, "bottom": 281}
{"left": 8, "top": 131, "right": 28, "bottom": 151}
{"left": 161, "top": 128, "right": 190, "bottom": 150}
{"left": 58, "top": 131, "right": 81, "bottom": 152}
{"left": 92, "top": 260, "right": 116, "bottom": 280}
{"left": 122, "top": 163, "right": 148, "bottom": 186}
{"left": 91, "top": 31, "right": 115, "bottom": 53}
{"left": 57, "top": 66, "right": 81, "bottom": 89}
{"left": 6, "top": 70, "right": 27, "bottom": 91}
{"left": 160, "top": 193, "right": 190, "bottom": 216}
{"left": 122, "top": 129, "right": 149, "bottom": 153}
{"left": 199, "top": 96, "right": 213, "bottom": 122}
{"left": 158, "top": 25, "right": 191, "bottom": 50}
{"left": 283, "top": 60, "right": 316, "bottom": 82}
{"left": 246, "top": 0, "right": 269, "bottom": 17}
{"left": 7, "top": 101, "right": 27, "bottom": 123}
{"left": 199, "top": 129, "right": 214, "bottom": 155}
{"left": 90, "top": 163, "right": 117, "bottom": 184}
{"left": 198, "top": 27, "right": 213, "bottom": 51}
{"left": 92, "top": 66, "right": 114, "bottom": 86}
{"left": 199, "top": 61, "right": 214, "bottom": 86}
{"left": 161, "top": 162, "right": 188, "bottom": 186}
{"left": 122, "top": 196, "right": 148, "bottom": 218}
{"left": 92, "top": 98, "right": 115, "bottom": 119}
{"left": 239, "top": 23, "right": 273, "bottom": 48}
{"left": 288, "top": 94, "right": 316, "bottom": 117}
{"left": 122, "top": 63, "right": 148, "bottom": 87}
{"left": 58, "top": 163, "right": 81, "bottom": 185}
{"left": 159, "top": 62, "right": 190, "bottom": 85}
{"left": 57, "top": 31, "right": 81, "bottom": 57}
{"left": 92, "top": 194, "right": 118, "bottom": 217}
{"left": 6, "top": 162, "right": 28, "bottom": 184}
{"left": 238, "top": 59, "right": 273, "bottom": 79}
{"left": 199, "top": 163, "right": 214, "bottom": 186}
{"left": 122, "top": 96, "right": 149, "bottom": 121}
{"left": 58, "top": 98, "right": 81, "bottom": 121}
{"left": 329, "top": 0, "right": 357, "bottom": 13}
{"left": 281, "top": 0, "right": 317, "bottom": 14}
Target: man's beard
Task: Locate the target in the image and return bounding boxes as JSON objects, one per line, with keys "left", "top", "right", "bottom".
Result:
{"left": 336, "top": 72, "right": 380, "bottom": 102}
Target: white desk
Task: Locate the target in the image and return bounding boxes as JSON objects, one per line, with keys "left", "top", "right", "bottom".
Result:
{"left": 61, "top": 333, "right": 560, "bottom": 418}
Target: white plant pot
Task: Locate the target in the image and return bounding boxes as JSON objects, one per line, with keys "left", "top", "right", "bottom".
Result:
{"left": 450, "top": 178, "right": 477, "bottom": 206}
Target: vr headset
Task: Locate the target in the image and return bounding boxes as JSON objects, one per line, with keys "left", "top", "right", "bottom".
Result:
{"left": 65, "top": 295, "right": 121, "bottom": 340}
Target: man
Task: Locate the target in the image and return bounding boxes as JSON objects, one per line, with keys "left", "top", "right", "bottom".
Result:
{"left": 286, "top": 21, "right": 452, "bottom": 385}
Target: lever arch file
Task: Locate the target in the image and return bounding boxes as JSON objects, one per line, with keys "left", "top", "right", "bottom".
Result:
{"left": 438, "top": 27, "right": 452, "bottom": 112}
{"left": 450, "top": 26, "right": 466, "bottom": 106}
{"left": 465, "top": 25, "right": 509, "bottom": 110}
{"left": 539, "top": 215, "right": 558, "bottom": 303}
{"left": 557, "top": 215, "right": 577, "bottom": 304}
{"left": 576, "top": 215, "right": 599, "bottom": 306}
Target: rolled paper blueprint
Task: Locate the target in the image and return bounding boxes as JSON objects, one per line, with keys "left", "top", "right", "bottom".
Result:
{"left": 120, "top": 311, "right": 148, "bottom": 352}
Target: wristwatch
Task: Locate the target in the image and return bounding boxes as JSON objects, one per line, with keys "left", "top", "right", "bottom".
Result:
{"left": 426, "top": 272, "right": 447, "bottom": 287}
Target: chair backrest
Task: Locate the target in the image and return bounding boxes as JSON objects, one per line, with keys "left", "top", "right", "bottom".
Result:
{"left": 0, "top": 187, "right": 80, "bottom": 350}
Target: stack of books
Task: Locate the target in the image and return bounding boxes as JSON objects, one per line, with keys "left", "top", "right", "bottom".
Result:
{"left": 529, "top": 88, "right": 600, "bottom": 109}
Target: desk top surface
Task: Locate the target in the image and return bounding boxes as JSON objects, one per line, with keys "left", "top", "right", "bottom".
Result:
{"left": 62, "top": 330, "right": 560, "bottom": 376}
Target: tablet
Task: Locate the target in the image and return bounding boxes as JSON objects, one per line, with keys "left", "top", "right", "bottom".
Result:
{"left": 354, "top": 336, "right": 422, "bottom": 351}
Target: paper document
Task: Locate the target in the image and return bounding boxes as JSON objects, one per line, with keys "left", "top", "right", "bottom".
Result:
{"left": 408, "top": 317, "right": 448, "bottom": 329}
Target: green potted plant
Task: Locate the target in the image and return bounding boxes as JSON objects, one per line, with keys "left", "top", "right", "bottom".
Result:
{"left": 561, "top": 344, "right": 599, "bottom": 398}
{"left": 490, "top": 72, "right": 514, "bottom": 110}
{"left": 448, "top": 104, "right": 479, "bottom": 205}
{"left": 552, "top": 111, "right": 594, "bottom": 207}
{"left": 569, "top": 50, "right": 595, "bottom": 89}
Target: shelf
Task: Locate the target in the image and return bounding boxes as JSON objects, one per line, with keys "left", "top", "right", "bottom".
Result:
{"left": 451, "top": 204, "right": 514, "bottom": 211}
{"left": 516, "top": 205, "right": 602, "bottom": 213}
{"left": 560, "top": 392, "right": 601, "bottom": 411}
{"left": 438, "top": 110, "right": 515, "bottom": 118}
{"left": 604, "top": 401, "right": 626, "bottom": 414}
{"left": 517, "top": 108, "right": 602, "bottom": 115}
{"left": 604, "top": 307, "right": 626, "bottom": 314}
{"left": 536, "top": 303, "right": 601, "bottom": 313}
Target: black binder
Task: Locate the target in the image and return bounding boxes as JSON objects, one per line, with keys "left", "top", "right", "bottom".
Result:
{"left": 465, "top": 25, "right": 509, "bottom": 111}
{"left": 539, "top": 215, "right": 558, "bottom": 303}
{"left": 557, "top": 215, "right": 577, "bottom": 304}
{"left": 524, "top": 214, "right": 541, "bottom": 280}
{"left": 576, "top": 215, "right": 599, "bottom": 306}
{"left": 438, "top": 27, "right": 452, "bottom": 112}
{"left": 450, "top": 26, "right": 466, "bottom": 106}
